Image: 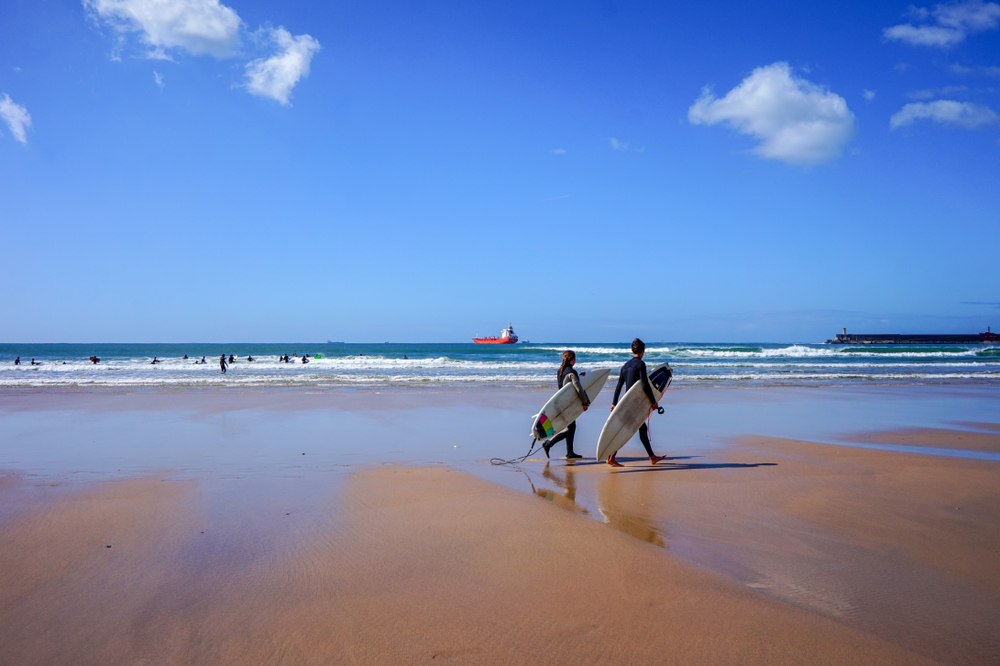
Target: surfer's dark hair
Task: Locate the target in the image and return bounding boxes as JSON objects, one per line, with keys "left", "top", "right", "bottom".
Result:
{"left": 631, "top": 338, "right": 645, "bottom": 355}
{"left": 558, "top": 350, "right": 575, "bottom": 384}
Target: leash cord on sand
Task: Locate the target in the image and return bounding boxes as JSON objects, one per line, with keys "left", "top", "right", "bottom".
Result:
{"left": 490, "top": 437, "right": 542, "bottom": 466}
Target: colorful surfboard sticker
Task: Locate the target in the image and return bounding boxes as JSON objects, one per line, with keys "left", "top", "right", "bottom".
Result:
{"left": 535, "top": 413, "right": 555, "bottom": 439}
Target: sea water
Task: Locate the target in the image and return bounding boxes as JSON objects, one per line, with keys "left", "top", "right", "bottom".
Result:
{"left": 1, "top": 342, "right": 998, "bottom": 389}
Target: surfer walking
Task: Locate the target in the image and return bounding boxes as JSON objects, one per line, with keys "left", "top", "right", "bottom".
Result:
{"left": 220, "top": 354, "right": 227, "bottom": 374}
{"left": 542, "top": 350, "right": 588, "bottom": 460}
{"left": 608, "top": 339, "right": 666, "bottom": 467}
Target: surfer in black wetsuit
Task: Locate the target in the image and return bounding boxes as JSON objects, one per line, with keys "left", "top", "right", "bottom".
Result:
{"left": 14, "top": 357, "right": 19, "bottom": 365}
{"left": 608, "top": 338, "right": 666, "bottom": 468}
{"left": 220, "top": 354, "right": 227, "bottom": 374}
{"left": 542, "top": 350, "right": 588, "bottom": 460}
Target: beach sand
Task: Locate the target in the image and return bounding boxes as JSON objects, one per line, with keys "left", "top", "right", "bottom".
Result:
{"left": 0, "top": 388, "right": 998, "bottom": 664}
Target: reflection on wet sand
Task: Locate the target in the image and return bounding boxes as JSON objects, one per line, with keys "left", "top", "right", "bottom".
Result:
{"left": 533, "top": 464, "right": 588, "bottom": 514}
{"left": 598, "top": 465, "right": 667, "bottom": 548}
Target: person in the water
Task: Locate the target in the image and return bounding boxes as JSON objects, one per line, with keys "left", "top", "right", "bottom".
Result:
{"left": 151, "top": 357, "right": 160, "bottom": 364}
{"left": 542, "top": 350, "right": 588, "bottom": 460}
{"left": 14, "top": 357, "right": 19, "bottom": 365}
{"left": 220, "top": 354, "right": 227, "bottom": 374}
{"left": 608, "top": 338, "right": 666, "bottom": 467}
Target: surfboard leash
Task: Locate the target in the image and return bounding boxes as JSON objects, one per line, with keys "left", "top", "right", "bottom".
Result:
{"left": 490, "top": 437, "right": 543, "bottom": 466}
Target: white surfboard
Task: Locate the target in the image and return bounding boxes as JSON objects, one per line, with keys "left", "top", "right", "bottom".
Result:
{"left": 531, "top": 369, "right": 611, "bottom": 442}
{"left": 596, "top": 363, "right": 672, "bottom": 462}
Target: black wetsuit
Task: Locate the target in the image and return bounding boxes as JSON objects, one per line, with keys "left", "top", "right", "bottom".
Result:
{"left": 545, "top": 366, "right": 589, "bottom": 456}
{"left": 220, "top": 355, "right": 227, "bottom": 374}
{"left": 611, "top": 357, "right": 656, "bottom": 457}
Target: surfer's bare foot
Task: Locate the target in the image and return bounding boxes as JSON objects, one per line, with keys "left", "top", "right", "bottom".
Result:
{"left": 541, "top": 440, "right": 552, "bottom": 459}
{"left": 607, "top": 456, "right": 623, "bottom": 468}
{"left": 650, "top": 454, "right": 667, "bottom": 465}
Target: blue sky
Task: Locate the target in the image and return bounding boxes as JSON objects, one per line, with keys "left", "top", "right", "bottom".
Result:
{"left": 1, "top": 0, "right": 998, "bottom": 342}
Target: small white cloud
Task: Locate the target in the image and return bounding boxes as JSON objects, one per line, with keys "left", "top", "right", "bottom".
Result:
{"left": 688, "top": 62, "right": 855, "bottom": 164}
{"left": 907, "top": 85, "right": 968, "bottom": 99}
{"left": 890, "top": 99, "right": 1000, "bottom": 129}
{"left": 0, "top": 94, "right": 32, "bottom": 143}
{"left": 884, "top": 0, "right": 1000, "bottom": 48}
{"left": 154, "top": 70, "right": 164, "bottom": 89}
{"left": 84, "top": 0, "right": 243, "bottom": 58}
{"left": 863, "top": 89, "right": 877, "bottom": 101}
{"left": 244, "top": 27, "right": 320, "bottom": 105}
{"left": 147, "top": 48, "right": 175, "bottom": 62}
{"left": 13, "top": 66, "right": 22, "bottom": 72}
{"left": 609, "top": 137, "right": 628, "bottom": 151}
{"left": 550, "top": 148, "right": 566, "bottom": 155}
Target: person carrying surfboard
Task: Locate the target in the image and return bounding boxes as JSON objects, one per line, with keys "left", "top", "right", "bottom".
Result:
{"left": 542, "top": 350, "right": 589, "bottom": 460}
{"left": 607, "top": 339, "right": 667, "bottom": 467}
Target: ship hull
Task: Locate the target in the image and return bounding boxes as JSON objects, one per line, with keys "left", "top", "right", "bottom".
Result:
{"left": 472, "top": 338, "right": 517, "bottom": 344}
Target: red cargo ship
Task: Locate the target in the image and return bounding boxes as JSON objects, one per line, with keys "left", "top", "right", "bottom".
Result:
{"left": 473, "top": 324, "right": 519, "bottom": 344}
{"left": 982, "top": 327, "right": 999, "bottom": 343}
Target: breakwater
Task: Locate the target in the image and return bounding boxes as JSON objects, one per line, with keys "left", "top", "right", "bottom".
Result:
{"left": 828, "top": 333, "right": 981, "bottom": 344}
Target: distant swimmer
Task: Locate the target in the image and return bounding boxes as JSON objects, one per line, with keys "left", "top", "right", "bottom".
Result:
{"left": 607, "top": 338, "right": 666, "bottom": 468}
{"left": 228, "top": 355, "right": 235, "bottom": 364}
{"left": 541, "top": 350, "right": 588, "bottom": 460}
{"left": 89, "top": 356, "right": 100, "bottom": 364}
{"left": 31, "top": 358, "right": 37, "bottom": 365}
{"left": 247, "top": 355, "right": 254, "bottom": 362}
{"left": 220, "top": 354, "right": 227, "bottom": 374}
{"left": 151, "top": 357, "right": 161, "bottom": 365}
{"left": 403, "top": 355, "right": 408, "bottom": 359}
{"left": 183, "top": 354, "right": 188, "bottom": 360}
{"left": 302, "top": 356, "right": 309, "bottom": 364}
{"left": 14, "top": 357, "right": 19, "bottom": 365}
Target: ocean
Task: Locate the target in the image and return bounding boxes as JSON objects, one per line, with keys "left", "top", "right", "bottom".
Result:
{"left": 2, "top": 342, "right": 998, "bottom": 389}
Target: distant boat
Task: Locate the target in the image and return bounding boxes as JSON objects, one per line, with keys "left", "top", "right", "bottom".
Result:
{"left": 327, "top": 341, "right": 344, "bottom": 344}
{"left": 982, "top": 327, "right": 999, "bottom": 344}
{"left": 473, "top": 323, "right": 519, "bottom": 344}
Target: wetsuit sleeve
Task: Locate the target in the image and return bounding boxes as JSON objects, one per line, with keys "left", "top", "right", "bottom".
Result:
{"left": 639, "top": 362, "right": 656, "bottom": 404}
{"left": 612, "top": 371, "right": 625, "bottom": 405}
{"left": 567, "top": 371, "right": 590, "bottom": 406}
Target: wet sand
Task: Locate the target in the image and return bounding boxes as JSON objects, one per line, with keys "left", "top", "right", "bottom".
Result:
{"left": 841, "top": 426, "right": 1000, "bottom": 452}
{"left": 1, "top": 465, "right": 940, "bottom": 666}
{"left": 1, "top": 388, "right": 998, "bottom": 664}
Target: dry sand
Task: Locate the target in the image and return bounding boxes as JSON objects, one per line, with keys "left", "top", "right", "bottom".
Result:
{"left": 0, "top": 465, "right": 940, "bottom": 666}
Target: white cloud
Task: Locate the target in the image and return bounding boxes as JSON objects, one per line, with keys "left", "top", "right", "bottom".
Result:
{"left": 550, "top": 148, "right": 566, "bottom": 155}
{"left": 154, "top": 70, "right": 164, "bottom": 89}
{"left": 688, "top": 62, "right": 855, "bottom": 164}
{"left": 890, "top": 99, "right": 1000, "bottom": 129}
{"left": 884, "top": 1, "right": 1000, "bottom": 48}
{"left": 0, "top": 94, "right": 32, "bottom": 143}
{"left": 609, "top": 137, "right": 629, "bottom": 151}
{"left": 906, "top": 85, "right": 968, "bottom": 99}
{"left": 244, "top": 27, "right": 320, "bottom": 105}
{"left": 863, "top": 89, "right": 877, "bottom": 100}
{"left": 84, "top": 0, "right": 242, "bottom": 58}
